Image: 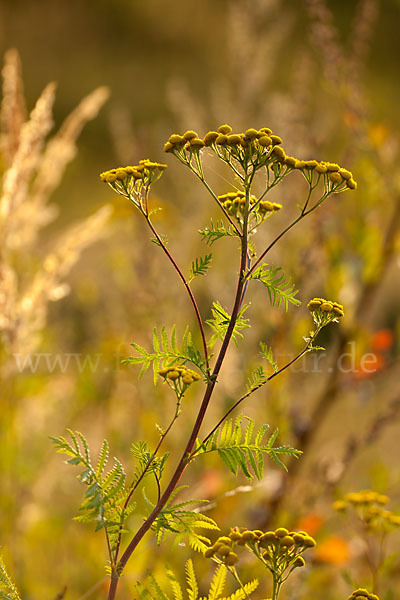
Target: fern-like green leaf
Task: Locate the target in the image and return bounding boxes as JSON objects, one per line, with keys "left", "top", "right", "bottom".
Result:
{"left": 51, "top": 431, "right": 135, "bottom": 555}
{"left": 123, "top": 325, "right": 206, "bottom": 383}
{"left": 185, "top": 560, "right": 199, "bottom": 600}
{"left": 149, "top": 491, "right": 219, "bottom": 545}
{"left": 259, "top": 342, "right": 278, "bottom": 373}
{"left": 189, "top": 253, "right": 213, "bottom": 282}
{"left": 193, "top": 416, "right": 301, "bottom": 478}
{"left": 198, "top": 219, "right": 238, "bottom": 246}
{"left": 206, "top": 302, "right": 250, "bottom": 348}
{"left": 248, "top": 264, "right": 300, "bottom": 311}
{"left": 166, "top": 568, "right": 184, "bottom": 600}
{"left": 208, "top": 565, "right": 226, "bottom": 600}
{"left": 246, "top": 366, "right": 267, "bottom": 393}
{"left": 0, "top": 557, "right": 21, "bottom": 600}
{"left": 225, "top": 580, "right": 259, "bottom": 600}
{"left": 135, "top": 563, "right": 257, "bottom": 600}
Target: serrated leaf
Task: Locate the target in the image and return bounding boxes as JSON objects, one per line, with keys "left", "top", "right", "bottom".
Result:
{"left": 259, "top": 342, "right": 278, "bottom": 373}
{"left": 248, "top": 264, "right": 301, "bottom": 311}
{"left": 208, "top": 565, "right": 226, "bottom": 600}
{"left": 198, "top": 219, "right": 238, "bottom": 246}
{"left": 185, "top": 560, "right": 198, "bottom": 600}
{"left": 189, "top": 253, "right": 213, "bottom": 282}
{"left": 123, "top": 326, "right": 206, "bottom": 382}
{"left": 192, "top": 416, "right": 301, "bottom": 479}
{"left": 206, "top": 302, "right": 250, "bottom": 348}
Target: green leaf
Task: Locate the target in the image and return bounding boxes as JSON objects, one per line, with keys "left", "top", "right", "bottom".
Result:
{"left": 198, "top": 219, "right": 238, "bottom": 246}
{"left": 152, "top": 494, "right": 219, "bottom": 545}
{"left": 131, "top": 440, "right": 168, "bottom": 484}
{"left": 208, "top": 565, "right": 226, "bottom": 600}
{"left": 189, "top": 253, "right": 213, "bottom": 282}
{"left": 192, "top": 416, "right": 301, "bottom": 479}
{"left": 248, "top": 264, "right": 301, "bottom": 310}
{"left": 246, "top": 366, "right": 267, "bottom": 393}
{"left": 52, "top": 431, "right": 134, "bottom": 555}
{"left": 206, "top": 301, "right": 250, "bottom": 348}
{"left": 0, "top": 557, "right": 21, "bottom": 600}
{"left": 123, "top": 325, "right": 206, "bottom": 383}
{"left": 259, "top": 342, "right": 278, "bottom": 373}
{"left": 166, "top": 568, "right": 184, "bottom": 600}
{"left": 226, "top": 580, "right": 259, "bottom": 600}
{"left": 185, "top": 560, "right": 199, "bottom": 600}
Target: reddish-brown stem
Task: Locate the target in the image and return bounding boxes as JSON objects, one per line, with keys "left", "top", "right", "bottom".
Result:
{"left": 113, "top": 398, "right": 181, "bottom": 562}
{"left": 145, "top": 215, "right": 210, "bottom": 373}
{"left": 107, "top": 185, "right": 250, "bottom": 600}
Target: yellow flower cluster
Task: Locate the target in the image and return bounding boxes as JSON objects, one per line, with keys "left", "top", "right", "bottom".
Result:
{"left": 307, "top": 298, "right": 344, "bottom": 317}
{"left": 204, "top": 527, "right": 316, "bottom": 570}
{"left": 100, "top": 160, "right": 167, "bottom": 191}
{"left": 333, "top": 490, "right": 400, "bottom": 528}
{"left": 164, "top": 124, "right": 282, "bottom": 157}
{"left": 158, "top": 365, "right": 201, "bottom": 386}
{"left": 217, "top": 191, "right": 282, "bottom": 221}
{"left": 164, "top": 124, "right": 357, "bottom": 191}
{"left": 347, "top": 588, "right": 380, "bottom": 600}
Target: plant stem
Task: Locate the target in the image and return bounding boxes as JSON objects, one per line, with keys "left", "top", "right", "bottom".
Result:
{"left": 229, "top": 567, "right": 252, "bottom": 600}
{"left": 107, "top": 190, "right": 250, "bottom": 600}
{"left": 144, "top": 215, "right": 210, "bottom": 373}
{"left": 113, "top": 397, "right": 182, "bottom": 562}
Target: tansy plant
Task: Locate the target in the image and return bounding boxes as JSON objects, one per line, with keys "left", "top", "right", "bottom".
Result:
{"left": 52, "top": 124, "right": 355, "bottom": 599}
{"left": 334, "top": 490, "right": 400, "bottom": 593}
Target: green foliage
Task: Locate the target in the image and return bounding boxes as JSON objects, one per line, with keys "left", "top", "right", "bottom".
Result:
{"left": 189, "top": 253, "right": 213, "bottom": 282}
{"left": 145, "top": 487, "right": 219, "bottom": 551}
{"left": 51, "top": 431, "right": 135, "bottom": 554}
{"left": 131, "top": 441, "right": 168, "bottom": 484}
{"left": 248, "top": 264, "right": 300, "bottom": 310}
{"left": 123, "top": 325, "right": 206, "bottom": 383}
{"left": 206, "top": 302, "right": 250, "bottom": 348}
{"left": 259, "top": 342, "right": 278, "bottom": 373}
{"left": 0, "top": 557, "right": 21, "bottom": 600}
{"left": 198, "top": 219, "right": 239, "bottom": 246}
{"left": 135, "top": 560, "right": 259, "bottom": 600}
{"left": 193, "top": 416, "right": 301, "bottom": 478}
{"left": 246, "top": 366, "right": 268, "bottom": 392}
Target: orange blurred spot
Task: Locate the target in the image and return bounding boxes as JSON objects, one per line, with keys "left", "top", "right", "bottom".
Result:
{"left": 314, "top": 536, "right": 350, "bottom": 565}
{"left": 354, "top": 352, "right": 385, "bottom": 380}
{"left": 371, "top": 329, "right": 394, "bottom": 351}
{"left": 368, "top": 123, "right": 389, "bottom": 148}
{"left": 295, "top": 514, "right": 323, "bottom": 536}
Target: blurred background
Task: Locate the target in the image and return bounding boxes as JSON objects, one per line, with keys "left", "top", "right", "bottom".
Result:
{"left": 1, "top": 0, "right": 400, "bottom": 598}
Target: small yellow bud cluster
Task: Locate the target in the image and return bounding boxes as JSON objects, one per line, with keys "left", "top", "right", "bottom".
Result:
{"left": 344, "top": 490, "right": 389, "bottom": 506}
{"left": 307, "top": 297, "right": 344, "bottom": 317}
{"left": 205, "top": 527, "right": 315, "bottom": 575}
{"left": 158, "top": 365, "right": 201, "bottom": 388}
{"left": 164, "top": 125, "right": 283, "bottom": 170}
{"left": 100, "top": 160, "right": 167, "bottom": 207}
{"left": 334, "top": 490, "right": 400, "bottom": 530}
{"left": 307, "top": 297, "right": 344, "bottom": 328}
{"left": 204, "top": 534, "right": 239, "bottom": 566}
{"left": 164, "top": 125, "right": 357, "bottom": 197}
{"left": 164, "top": 130, "right": 205, "bottom": 153}
{"left": 347, "top": 588, "right": 380, "bottom": 600}
{"left": 257, "top": 528, "right": 315, "bottom": 567}
{"left": 217, "top": 191, "right": 282, "bottom": 223}
{"left": 293, "top": 160, "right": 357, "bottom": 192}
